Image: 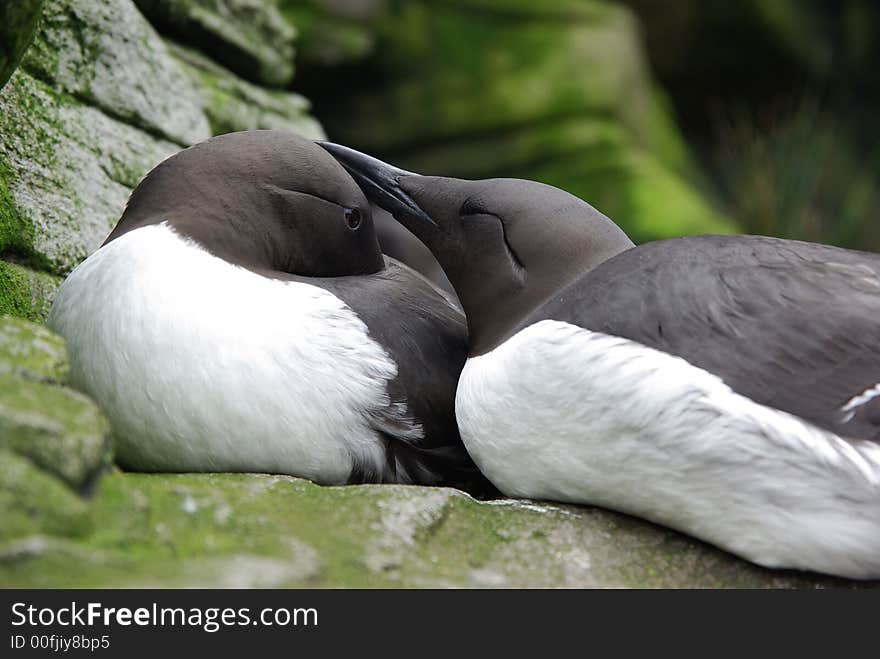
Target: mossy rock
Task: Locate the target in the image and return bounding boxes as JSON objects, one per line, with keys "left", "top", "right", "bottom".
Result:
{"left": 135, "top": 0, "right": 296, "bottom": 88}
{"left": 0, "top": 315, "right": 68, "bottom": 382}
{"left": 0, "top": 69, "right": 184, "bottom": 275}
{"left": 0, "top": 0, "right": 45, "bottom": 90}
{"left": 0, "top": 470, "right": 875, "bottom": 588}
{"left": 0, "top": 372, "right": 110, "bottom": 491}
{"left": 0, "top": 0, "right": 328, "bottom": 277}
{"left": 169, "top": 42, "right": 325, "bottom": 139}
{"left": 22, "top": 0, "right": 209, "bottom": 145}
{"left": 0, "top": 450, "right": 94, "bottom": 542}
{"left": 0, "top": 316, "right": 110, "bottom": 492}
{"left": 0, "top": 316, "right": 108, "bottom": 550}
{"left": 0, "top": 260, "right": 61, "bottom": 322}
{"left": 0, "top": 0, "right": 211, "bottom": 275}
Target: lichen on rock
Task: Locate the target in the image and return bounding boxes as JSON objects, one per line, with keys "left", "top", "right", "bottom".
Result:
{"left": 0, "top": 0, "right": 213, "bottom": 276}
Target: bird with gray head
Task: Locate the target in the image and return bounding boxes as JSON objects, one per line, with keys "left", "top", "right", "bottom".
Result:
{"left": 321, "top": 141, "right": 880, "bottom": 580}
{"left": 48, "top": 130, "right": 491, "bottom": 493}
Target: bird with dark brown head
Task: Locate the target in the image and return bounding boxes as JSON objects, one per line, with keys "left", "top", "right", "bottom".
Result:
{"left": 50, "top": 130, "right": 491, "bottom": 494}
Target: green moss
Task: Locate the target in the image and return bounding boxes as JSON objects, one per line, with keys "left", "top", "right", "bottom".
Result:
{"left": 0, "top": 155, "right": 36, "bottom": 260}
{"left": 0, "top": 449, "right": 93, "bottom": 542}
{"left": 0, "top": 70, "right": 64, "bottom": 272}
{"left": 0, "top": 316, "right": 110, "bottom": 492}
{"left": 0, "top": 470, "right": 867, "bottom": 588}
{"left": 0, "top": 314, "right": 68, "bottom": 382}
{"left": 21, "top": 0, "right": 99, "bottom": 92}
{"left": 311, "top": 0, "right": 735, "bottom": 239}
{"left": 0, "top": 261, "right": 60, "bottom": 322}
{"left": 168, "top": 41, "right": 324, "bottom": 139}
{"left": 0, "top": 65, "right": 186, "bottom": 276}
{"left": 0, "top": 371, "right": 110, "bottom": 491}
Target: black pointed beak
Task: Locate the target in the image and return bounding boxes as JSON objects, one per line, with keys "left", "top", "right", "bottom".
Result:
{"left": 318, "top": 141, "right": 437, "bottom": 228}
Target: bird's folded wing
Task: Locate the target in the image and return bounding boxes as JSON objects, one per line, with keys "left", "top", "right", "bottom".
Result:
{"left": 530, "top": 235, "right": 880, "bottom": 441}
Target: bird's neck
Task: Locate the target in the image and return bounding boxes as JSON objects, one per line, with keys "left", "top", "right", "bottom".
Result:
{"left": 463, "top": 238, "right": 634, "bottom": 357}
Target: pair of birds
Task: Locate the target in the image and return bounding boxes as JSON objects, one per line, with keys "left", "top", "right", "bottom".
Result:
{"left": 48, "top": 131, "right": 880, "bottom": 580}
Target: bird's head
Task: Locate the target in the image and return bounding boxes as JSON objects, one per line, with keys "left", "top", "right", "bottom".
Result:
{"left": 320, "top": 142, "right": 634, "bottom": 353}
{"left": 108, "top": 130, "right": 384, "bottom": 278}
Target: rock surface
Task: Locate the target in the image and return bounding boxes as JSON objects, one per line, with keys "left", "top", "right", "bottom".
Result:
{"left": 0, "top": 316, "right": 109, "bottom": 490}
{"left": 169, "top": 42, "right": 324, "bottom": 138}
{"left": 2, "top": 470, "right": 876, "bottom": 588}
{"left": 135, "top": 0, "right": 297, "bottom": 87}
{"left": 0, "top": 260, "right": 60, "bottom": 322}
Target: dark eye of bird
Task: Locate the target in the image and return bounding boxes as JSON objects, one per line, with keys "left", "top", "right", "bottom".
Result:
{"left": 460, "top": 198, "right": 481, "bottom": 216}
{"left": 344, "top": 207, "right": 362, "bottom": 230}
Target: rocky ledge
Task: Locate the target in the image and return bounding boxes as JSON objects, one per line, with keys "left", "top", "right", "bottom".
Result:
{"left": 0, "top": 315, "right": 874, "bottom": 588}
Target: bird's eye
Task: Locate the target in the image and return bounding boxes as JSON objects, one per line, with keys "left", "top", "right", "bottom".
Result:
{"left": 460, "top": 197, "right": 483, "bottom": 216}
{"left": 344, "top": 207, "right": 362, "bottom": 230}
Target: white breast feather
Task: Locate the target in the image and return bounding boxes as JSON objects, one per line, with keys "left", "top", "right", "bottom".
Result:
{"left": 456, "top": 320, "right": 880, "bottom": 579}
{"left": 48, "top": 223, "right": 407, "bottom": 484}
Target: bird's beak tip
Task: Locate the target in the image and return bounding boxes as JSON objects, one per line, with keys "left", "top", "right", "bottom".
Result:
{"left": 317, "top": 141, "right": 437, "bottom": 229}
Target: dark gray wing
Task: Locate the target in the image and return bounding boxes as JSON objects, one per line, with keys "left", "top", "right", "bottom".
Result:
{"left": 526, "top": 235, "right": 880, "bottom": 441}
{"left": 319, "top": 258, "right": 496, "bottom": 495}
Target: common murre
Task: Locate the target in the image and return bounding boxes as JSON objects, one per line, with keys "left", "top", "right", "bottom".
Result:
{"left": 48, "top": 131, "right": 487, "bottom": 491}
{"left": 321, "top": 141, "right": 880, "bottom": 579}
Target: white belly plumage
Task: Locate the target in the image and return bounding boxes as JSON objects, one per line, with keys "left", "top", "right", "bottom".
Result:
{"left": 48, "top": 223, "right": 405, "bottom": 484}
{"left": 456, "top": 320, "right": 880, "bottom": 579}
